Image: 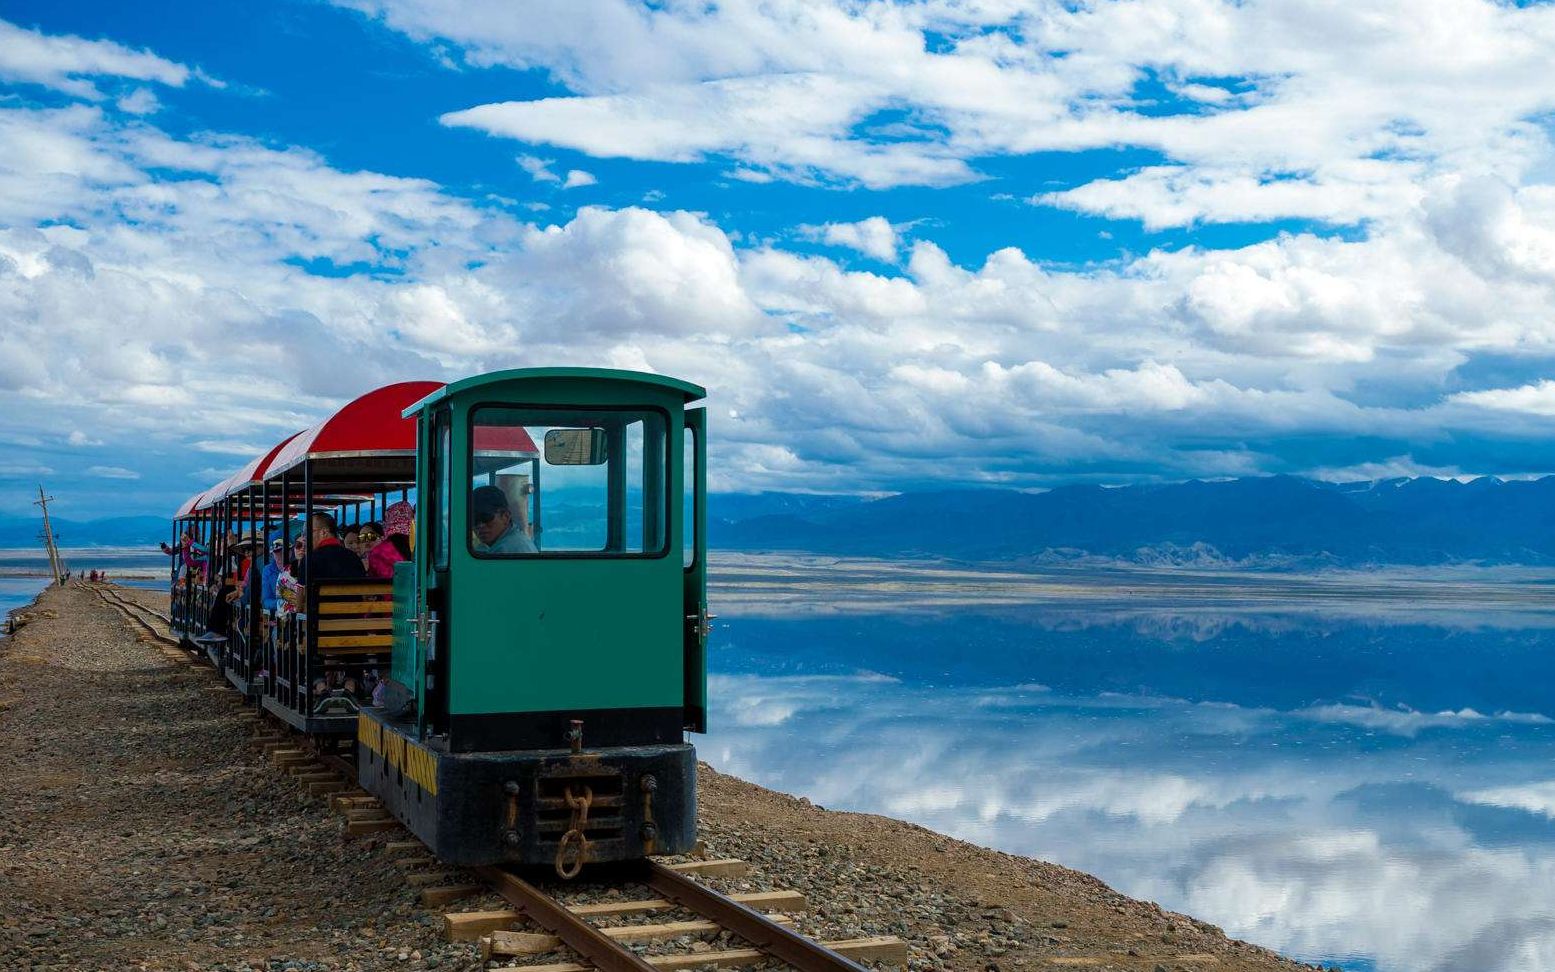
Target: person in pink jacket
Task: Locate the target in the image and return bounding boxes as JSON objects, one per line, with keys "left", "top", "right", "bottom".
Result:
{"left": 361, "top": 520, "right": 406, "bottom": 579}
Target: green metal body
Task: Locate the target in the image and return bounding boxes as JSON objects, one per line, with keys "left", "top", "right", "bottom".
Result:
{"left": 391, "top": 368, "right": 708, "bottom": 750}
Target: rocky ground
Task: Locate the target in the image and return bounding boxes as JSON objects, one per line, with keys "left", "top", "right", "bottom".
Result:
{"left": 1, "top": 584, "right": 1325, "bottom": 972}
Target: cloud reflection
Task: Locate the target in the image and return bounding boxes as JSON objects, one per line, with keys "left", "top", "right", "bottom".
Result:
{"left": 704, "top": 656, "right": 1555, "bottom": 971}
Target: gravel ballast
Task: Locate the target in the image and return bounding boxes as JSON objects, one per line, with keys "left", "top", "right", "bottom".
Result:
{"left": 2, "top": 584, "right": 1326, "bottom": 972}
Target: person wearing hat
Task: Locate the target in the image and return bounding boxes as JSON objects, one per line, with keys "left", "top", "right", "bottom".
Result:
{"left": 383, "top": 500, "right": 415, "bottom": 557}
{"left": 472, "top": 485, "right": 537, "bottom": 554}
{"left": 195, "top": 534, "right": 256, "bottom": 643}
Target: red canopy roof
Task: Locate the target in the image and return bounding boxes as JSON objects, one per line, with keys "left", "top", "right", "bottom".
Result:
{"left": 269, "top": 381, "right": 444, "bottom": 476}
{"left": 190, "top": 432, "right": 305, "bottom": 512}
{"left": 228, "top": 431, "right": 302, "bottom": 494}
{"left": 174, "top": 490, "right": 206, "bottom": 519}
{"left": 175, "top": 379, "right": 541, "bottom": 517}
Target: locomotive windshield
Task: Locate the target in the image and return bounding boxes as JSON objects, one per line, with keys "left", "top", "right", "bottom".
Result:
{"left": 469, "top": 406, "right": 668, "bottom": 557}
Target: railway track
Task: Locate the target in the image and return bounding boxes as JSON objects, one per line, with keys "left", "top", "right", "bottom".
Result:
{"left": 468, "top": 859, "right": 903, "bottom": 972}
{"left": 88, "top": 583, "right": 181, "bottom": 650}
{"left": 92, "top": 583, "right": 909, "bottom": 972}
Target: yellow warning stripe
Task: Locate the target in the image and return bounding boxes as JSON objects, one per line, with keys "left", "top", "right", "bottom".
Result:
{"left": 356, "top": 712, "right": 438, "bottom": 796}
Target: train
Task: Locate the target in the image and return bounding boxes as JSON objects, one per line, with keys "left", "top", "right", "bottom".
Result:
{"left": 169, "top": 368, "right": 709, "bottom": 876}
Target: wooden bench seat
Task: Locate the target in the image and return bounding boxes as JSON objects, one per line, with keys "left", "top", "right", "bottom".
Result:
{"left": 312, "top": 581, "right": 395, "bottom": 661}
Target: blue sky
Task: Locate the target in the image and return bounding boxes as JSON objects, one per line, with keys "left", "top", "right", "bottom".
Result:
{"left": 2, "top": 0, "right": 1555, "bottom": 519}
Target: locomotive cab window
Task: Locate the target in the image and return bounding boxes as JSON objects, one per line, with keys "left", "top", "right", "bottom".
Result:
{"left": 469, "top": 406, "right": 668, "bottom": 557}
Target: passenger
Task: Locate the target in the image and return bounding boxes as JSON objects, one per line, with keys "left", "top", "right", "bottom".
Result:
{"left": 261, "top": 538, "right": 283, "bottom": 615}
{"left": 384, "top": 500, "right": 414, "bottom": 539}
{"left": 471, "top": 485, "right": 537, "bottom": 554}
{"left": 186, "top": 536, "right": 208, "bottom": 579}
{"left": 360, "top": 521, "right": 406, "bottom": 579}
{"left": 276, "top": 538, "right": 306, "bottom": 616}
{"left": 226, "top": 535, "right": 258, "bottom": 606}
{"left": 196, "top": 535, "right": 254, "bottom": 642}
{"left": 341, "top": 525, "right": 363, "bottom": 563}
{"left": 294, "top": 512, "right": 366, "bottom": 586}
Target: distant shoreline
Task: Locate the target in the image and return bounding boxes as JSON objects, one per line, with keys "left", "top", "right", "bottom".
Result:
{"left": 0, "top": 568, "right": 162, "bottom": 579}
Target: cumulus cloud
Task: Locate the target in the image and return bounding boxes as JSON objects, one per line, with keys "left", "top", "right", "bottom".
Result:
{"left": 798, "top": 216, "right": 898, "bottom": 262}
{"left": 114, "top": 87, "right": 161, "bottom": 116}
{"left": 4, "top": 92, "right": 1554, "bottom": 500}
{"left": 1450, "top": 380, "right": 1555, "bottom": 417}
{"left": 7, "top": 14, "right": 1555, "bottom": 509}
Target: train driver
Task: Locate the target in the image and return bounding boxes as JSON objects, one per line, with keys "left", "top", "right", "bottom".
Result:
{"left": 471, "top": 485, "right": 538, "bottom": 554}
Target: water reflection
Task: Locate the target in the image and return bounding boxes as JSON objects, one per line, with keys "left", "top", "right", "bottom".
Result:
{"left": 702, "top": 557, "right": 1555, "bottom": 972}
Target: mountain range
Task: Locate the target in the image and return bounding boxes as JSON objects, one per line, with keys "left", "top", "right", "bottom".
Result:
{"left": 4, "top": 475, "right": 1552, "bottom": 567}
{"left": 709, "top": 475, "right": 1555, "bottom": 567}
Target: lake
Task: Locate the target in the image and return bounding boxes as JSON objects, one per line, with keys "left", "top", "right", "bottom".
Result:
{"left": 0, "top": 576, "right": 50, "bottom": 629}
{"left": 700, "top": 555, "right": 1555, "bottom": 972}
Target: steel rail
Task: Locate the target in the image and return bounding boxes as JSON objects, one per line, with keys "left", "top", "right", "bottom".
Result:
{"left": 91, "top": 585, "right": 180, "bottom": 647}
{"left": 95, "top": 585, "right": 173, "bottom": 626}
{"left": 642, "top": 859, "right": 870, "bottom": 972}
{"left": 476, "top": 866, "right": 660, "bottom": 972}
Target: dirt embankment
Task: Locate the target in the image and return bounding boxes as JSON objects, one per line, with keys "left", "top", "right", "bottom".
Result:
{"left": 1, "top": 584, "right": 1320, "bottom": 972}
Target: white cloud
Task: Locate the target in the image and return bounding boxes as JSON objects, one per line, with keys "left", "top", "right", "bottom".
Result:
{"left": 65, "top": 430, "right": 102, "bottom": 447}
{"left": 442, "top": 74, "right": 976, "bottom": 189}
{"left": 115, "top": 87, "right": 161, "bottom": 115}
{"left": 1297, "top": 703, "right": 1553, "bottom": 737}
{"left": 190, "top": 440, "right": 266, "bottom": 456}
{"left": 0, "top": 18, "right": 192, "bottom": 99}
{"left": 1306, "top": 456, "right": 1468, "bottom": 483}
{"left": 0, "top": 463, "right": 55, "bottom": 478}
{"left": 502, "top": 206, "right": 765, "bottom": 338}
{"left": 354, "top": 0, "right": 1555, "bottom": 224}
{"left": 85, "top": 465, "right": 140, "bottom": 480}
{"left": 5, "top": 24, "right": 1555, "bottom": 503}
{"left": 799, "top": 216, "right": 898, "bottom": 262}
{"left": 517, "top": 153, "right": 560, "bottom": 182}
{"left": 1449, "top": 380, "right": 1555, "bottom": 417}
{"left": 1037, "top": 163, "right": 1422, "bottom": 231}
{"left": 514, "top": 156, "right": 594, "bottom": 189}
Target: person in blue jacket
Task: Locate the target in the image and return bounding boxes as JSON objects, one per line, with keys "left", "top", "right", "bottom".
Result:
{"left": 260, "top": 536, "right": 283, "bottom": 615}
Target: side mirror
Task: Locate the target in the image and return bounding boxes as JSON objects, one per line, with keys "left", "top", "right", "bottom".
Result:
{"left": 544, "top": 428, "right": 608, "bottom": 465}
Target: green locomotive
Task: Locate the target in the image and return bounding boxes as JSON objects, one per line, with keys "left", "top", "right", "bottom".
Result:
{"left": 359, "top": 369, "right": 708, "bottom": 871}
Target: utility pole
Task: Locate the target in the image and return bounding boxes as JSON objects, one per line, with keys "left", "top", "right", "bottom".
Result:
{"left": 34, "top": 485, "right": 63, "bottom": 586}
